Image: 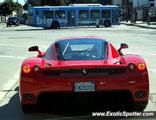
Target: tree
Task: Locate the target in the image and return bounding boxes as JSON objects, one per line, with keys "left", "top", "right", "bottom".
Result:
{"left": 0, "top": 1, "right": 22, "bottom": 16}
{"left": 24, "top": 0, "right": 113, "bottom": 7}
{"left": 72, "top": 0, "right": 98, "bottom": 4}
{"left": 97, "top": 0, "right": 113, "bottom": 5}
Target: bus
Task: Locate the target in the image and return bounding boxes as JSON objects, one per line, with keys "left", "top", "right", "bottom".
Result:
{"left": 27, "top": 4, "right": 119, "bottom": 29}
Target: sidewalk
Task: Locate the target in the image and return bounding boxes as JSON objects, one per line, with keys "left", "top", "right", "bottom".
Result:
{"left": 0, "top": 23, "right": 6, "bottom": 28}
{"left": 120, "top": 21, "right": 156, "bottom": 29}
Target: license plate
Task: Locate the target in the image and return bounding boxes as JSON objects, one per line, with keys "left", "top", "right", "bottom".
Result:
{"left": 74, "top": 82, "right": 95, "bottom": 92}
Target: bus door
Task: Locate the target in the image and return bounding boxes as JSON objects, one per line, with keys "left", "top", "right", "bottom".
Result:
{"left": 43, "top": 11, "right": 54, "bottom": 28}
{"left": 55, "top": 10, "right": 67, "bottom": 27}
{"left": 90, "top": 9, "right": 100, "bottom": 25}
{"left": 67, "top": 10, "right": 75, "bottom": 26}
{"left": 78, "top": 10, "right": 90, "bottom": 26}
{"left": 34, "top": 10, "right": 41, "bottom": 26}
{"left": 102, "top": 9, "right": 112, "bottom": 27}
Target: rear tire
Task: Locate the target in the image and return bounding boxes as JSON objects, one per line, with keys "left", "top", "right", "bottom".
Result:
{"left": 21, "top": 104, "right": 36, "bottom": 113}
{"left": 104, "top": 20, "right": 111, "bottom": 27}
{"left": 126, "top": 102, "right": 147, "bottom": 112}
{"left": 132, "top": 103, "right": 147, "bottom": 111}
{"left": 51, "top": 22, "right": 60, "bottom": 29}
{"left": 96, "top": 25, "right": 99, "bottom": 28}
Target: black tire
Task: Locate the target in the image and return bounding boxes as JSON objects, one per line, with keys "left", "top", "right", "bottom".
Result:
{"left": 104, "top": 20, "right": 111, "bottom": 27}
{"left": 96, "top": 25, "right": 99, "bottom": 28}
{"left": 51, "top": 22, "right": 60, "bottom": 29}
{"left": 126, "top": 102, "right": 147, "bottom": 112}
{"left": 6, "top": 24, "right": 10, "bottom": 27}
{"left": 21, "top": 104, "right": 36, "bottom": 113}
{"left": 132, "top": 103, "right": 147, "bottom": 111}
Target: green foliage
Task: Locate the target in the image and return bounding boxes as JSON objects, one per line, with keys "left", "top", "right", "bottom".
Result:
{"left": 24, "top": 0, "right": 113, "bottom": 7}
{"left": 22, "top": 13, "right": 28, "bottom": 19}
{"left": 73, "top": 0, "right": 98, "bottom": 4}
{"left": 97, "top": 0, "right": 113, "bottom": 5}
{"left": 0, "top": 1, "right": 22, "bottom": 16}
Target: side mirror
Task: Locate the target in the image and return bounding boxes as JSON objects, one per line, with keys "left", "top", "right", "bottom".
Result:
{"left": 28, "top": 46, "right": 38, "bottom": 52}
{"left": 28, "top": 46, "right": 44, "bottom": 57}
{"left": 118, "top": 43, "right": 128, "bottom": 55}
{"left": 120, "top": 43, "right": 128, "bottom": 49}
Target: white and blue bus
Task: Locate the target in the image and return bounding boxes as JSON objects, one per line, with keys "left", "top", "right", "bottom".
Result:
{"left": 27, "top": 4, "right": 119, "bottom": 29}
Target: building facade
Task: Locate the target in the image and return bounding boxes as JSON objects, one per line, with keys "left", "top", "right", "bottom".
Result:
{"left": 113, "top": 0, "right": 156, "bottom": 8}
{"left": 113, "top": 0, "right": 156, "bottom": 21}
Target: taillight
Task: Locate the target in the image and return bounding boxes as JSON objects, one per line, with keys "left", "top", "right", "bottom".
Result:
{"left": 23, "top": 65, "right": 31, "bottom": 73}
{"left": 137, "top": 63, "right": 146, "bottom": 71}
{"left": 128, "top": 63, "right": 136, "bottom": 72}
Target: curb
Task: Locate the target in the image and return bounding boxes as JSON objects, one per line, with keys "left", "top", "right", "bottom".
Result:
{"left": 120, "top": 22, "right": 156, "bottom": 29}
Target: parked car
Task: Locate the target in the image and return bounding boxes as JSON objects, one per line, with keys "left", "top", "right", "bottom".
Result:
{"left": 6, "top": 17, "right": 19, "bottom": 27}
{"left": 150, "top": 15, "right": 156, "bottom": 22}
{"left": 19, "top": 18, "right": 26, "bottom": 25}
{"left": 19, "top": 36, "right": 149, "bottom": 113}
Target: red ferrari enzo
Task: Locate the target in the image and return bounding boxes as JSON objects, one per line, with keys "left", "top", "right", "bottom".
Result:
{"left": 19, "top": 36, "right": 149, "bottom": 113}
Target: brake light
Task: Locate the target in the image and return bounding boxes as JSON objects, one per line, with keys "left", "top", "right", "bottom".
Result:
{"left": 138, "top": 63, "right": 146, "bottom": 71}
{"left": 23, "top": 65, "right": 31, "bottom": 73}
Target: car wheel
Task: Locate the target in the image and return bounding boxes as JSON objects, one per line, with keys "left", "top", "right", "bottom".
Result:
{"left": 21, "top": 104, "right": 36, "bottom": 113}
{"left": 104, "top": 20, "right": 111, "bottom": 27}
{"left": 132, "top": 103, "right": 147, "bottom": 111}
{"left": 126, "top": 102, "right": 147, "bottom": 112}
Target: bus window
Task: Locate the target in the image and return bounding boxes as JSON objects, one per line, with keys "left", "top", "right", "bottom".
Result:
{"left": 102, "top": 10, "right": 110, "bottom": 18}
{"left": 55, "top": 11, "right": 66, "bottom": 18}
{"left": 43, "top": 11, "right": 53, "bottom": 19}
{"left": 79, "top": 10, "right": 89, "bottom": 19}
{"left": 90, "top": 10, "right": 100, "bottom": 19}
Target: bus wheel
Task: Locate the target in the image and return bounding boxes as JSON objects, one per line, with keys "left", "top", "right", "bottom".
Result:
{"left": 51, "top": 22, "right": 59, "bottom": 29}
{"left": 104, "top": 20, "right": 111, "bottom": 27}
{"left": 96, "top": 25, "right": 99, "bottom": 28}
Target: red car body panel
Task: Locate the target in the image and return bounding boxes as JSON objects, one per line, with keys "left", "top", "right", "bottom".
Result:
{"left": 19, "top": 37, "right": 149, "bottom": 109}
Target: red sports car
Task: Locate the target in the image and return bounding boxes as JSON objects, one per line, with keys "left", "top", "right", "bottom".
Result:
{"left": 19, "top": 36, "right": 149, "bottom": 113}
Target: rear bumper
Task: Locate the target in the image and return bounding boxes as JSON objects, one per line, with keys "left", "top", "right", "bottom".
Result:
{"left": 19, "top": 73, "right": 149, "bottom": 105}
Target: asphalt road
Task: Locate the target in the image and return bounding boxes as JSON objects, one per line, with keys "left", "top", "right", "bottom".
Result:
{"left": 0, "top": 24, "right": 156, "bottom": 120}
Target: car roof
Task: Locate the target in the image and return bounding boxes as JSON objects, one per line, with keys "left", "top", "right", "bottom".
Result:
{"left": 55, "top": 36, "right": 108, "bottom": 43}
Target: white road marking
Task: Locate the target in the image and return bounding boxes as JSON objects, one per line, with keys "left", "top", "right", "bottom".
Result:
{"left": 149, "top": 68, "right": 156, "bottom": 73}
{"left": 0, "top": 70, "right": 19, "bottom": 102}
{"left": 0, "top": 43, "right": 47, "bottom": 48}
{"left": 0, "top": 43, "right": 25, "bottom": 48}
{"left": 0, "top": 92, "right": 8, "bottom": 103}
{"left": 0, "top": 55, "right": 25, "bottom": 59}
{"left": 124, "top": 51, "right": 156, "bottom": 56}
{"left": 145, "top": 94, "right": 156, "bottom": 111}
{"left": 2, "top": 70, "right": 19, "bottom": 91}
{"left": 148, "top": 53, "right": 156, "bottom": 56}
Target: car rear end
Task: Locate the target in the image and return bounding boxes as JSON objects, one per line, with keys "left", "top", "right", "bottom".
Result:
{"left": 20, "top": 62, "right": 149, "bottom": 111}
{"left": 7, "top": 17, "right": 19, "bottom": 26}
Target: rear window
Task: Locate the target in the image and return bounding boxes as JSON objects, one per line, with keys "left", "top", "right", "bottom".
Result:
{"left": 56, "top": 38, "right": 107, "bottom": 60}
